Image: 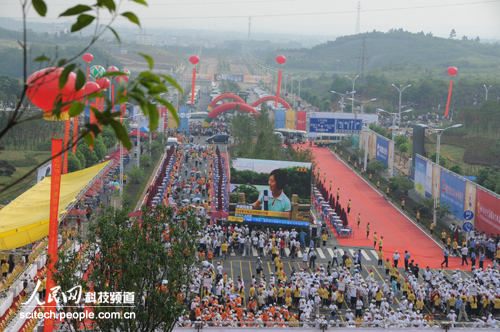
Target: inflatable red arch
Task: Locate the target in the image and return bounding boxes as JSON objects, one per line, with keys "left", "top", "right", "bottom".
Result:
{"left": 202, "top": 102, "right": 259, "bottom": 127}
{"left": 252, "top": 96, "right": 291, "bottom": 110}
{"left": 207, "top": 93, "right": 245, "bottom": 111}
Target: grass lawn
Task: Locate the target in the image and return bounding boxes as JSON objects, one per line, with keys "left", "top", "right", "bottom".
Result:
{"left": 0, "top": 150, "right": 52, "bottom": 204}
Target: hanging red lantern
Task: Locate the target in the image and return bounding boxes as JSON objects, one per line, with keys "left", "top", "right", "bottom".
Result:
{"left": 447, "top": 66, "right": 458, "bottom": 76}
{"left": 84, "top": 82, "right": 101, "bottom": 95}
{"left": 189, "top": 55, "right": 200, "bottom": 65}
{"left": 26, "top": 67, "right": 84, "bottom": 120}
{"left": 96, "top": 77, "right": 111, "bottom": 90}
{"left": 117, "top": 76, "right": 129, "bottom": 83}
{"left": 83, "top": 53, "right": 93, "bottom": 63}
{"left": 276, "top": 55, "right": 286, "bottom": 65}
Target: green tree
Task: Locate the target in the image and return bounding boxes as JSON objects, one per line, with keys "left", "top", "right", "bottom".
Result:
{"left": 76, "top": 141, "right": 98, "bottom": 167}
{"left": 67, "top": 152, "right": 82, "bottom": 172}
{"left": 366, "top": 160, "right": 387, "bottom": 175}
{"left": 102, "top": 126, "right": 118, "bottom": 149}
{"left": 94, "top": 135, "right": 107, "bottom": 161}
{"left": 448, "top": 164, "right": 462, "bottom": 175}
{"left": 53, "top": 205, "right": 202, "bottom": 332}
{"left": 140, "top": 154, "right": 152, "bottom": 168}
{"left": 127, "top": 166, "right": 144, "bottom": 185}
{"left": 422, "top": 197, "right": 455, "bottom": 219}
{"left": 449, "top": 29, "right": 456, "bottom": 39}
{"left": 322, "top": 99, "right": 332, "bottom": 111}
{"left": 430, "top": 152, "right": 447, "bottom": 168}
{"left": 75, "top": 149, "right": 86, "bottom": 169}
{"left": 475, "top": 166, "right": 500, "bottom": 194}
{"left": 388, "top": 174, "right": 414, "bottom": 194}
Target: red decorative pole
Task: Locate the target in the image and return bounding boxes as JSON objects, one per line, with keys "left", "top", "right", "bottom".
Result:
{"left": 189, "top": 55, "right": 200, "bottom": 106}
{"left": 44, "top": 135, "right": 63, "bottom": 332}
{"left": 275, "top": 55, "right": 286, "bottom": 107}
{"left": 444, "top": 66, "right": 457, "bottom": 119}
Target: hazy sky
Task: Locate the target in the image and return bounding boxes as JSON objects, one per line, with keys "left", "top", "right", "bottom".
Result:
{"left": 1, "top": 0, "right": 500, "bottom": 39}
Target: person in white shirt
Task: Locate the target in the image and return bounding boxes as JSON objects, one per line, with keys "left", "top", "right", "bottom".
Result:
{"left": 393, "top": 251, "right": 400, "bottom": 268}
{"left": 345, "top": 308, "right": 355, "bottom": 321}
{"left": 356, "top": 299, "right": 364, "bottom": 318}
{"left": 447, "top": 310, "right": 457, "bottom": 327}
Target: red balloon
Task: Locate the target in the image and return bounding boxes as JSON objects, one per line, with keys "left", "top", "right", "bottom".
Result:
{"left": 83, "top": 53, "right": 93, "bottom": 63}
{"left": 84, "top": 82, "right": 100, "bottom": 95}
{"left": 189, "top": 55, "right": 200, "bottom": 65}
{"left": 96, "top": 78, "right": 111, "bottom": 89}
{"left": 276, "top": 55, "right": 286, "bottom": 65}
{"left": 447, "top": 66, "right": 458, "bottom": 76}
{"left": 26, "top": 67, "right": 84, "bottom": 114}
{"left": 117, "top": 76, "right": 129, "bottom": 84}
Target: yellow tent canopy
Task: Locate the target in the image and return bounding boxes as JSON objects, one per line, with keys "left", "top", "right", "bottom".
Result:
{"left": 0, "top": 161, "right": 111, "bottom": 249}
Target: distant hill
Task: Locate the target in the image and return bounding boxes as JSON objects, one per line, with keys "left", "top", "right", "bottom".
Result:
{"left": 267, "top": 30, "right": 500, "bottom": 77}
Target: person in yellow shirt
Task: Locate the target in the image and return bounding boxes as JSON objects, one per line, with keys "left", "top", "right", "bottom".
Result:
{"left": 355, "top": 317, "right": 363, "bottom": 327}
{"left": 285, "top": 293, "right": 292, "bottom": 311}
{"left": 430, "top": 222, "right": 434, "bottom": 235}
{"left": 384, "top": 258, "right": 391, "bottom": 276}
{"left": 249, "top": 284, "right": 256, "bottom": 299}
{"left": 357, "top": 213, "right": 361, "bottom": 228}
{"left": 469, "top": 295, "right": 478, "bottom": 317}
{"left": 369, "top": 172, "right": 372, "bottom": 182}
{"left": 378, "top": 236, "right": 384, "bottom": 250}
{"left": 345, "top": 256, "right": 352, "bottom": 270}
{"left": 271, "top": 244, "right": 278, "bottom": 263}
{"left": 377, "top": 179, "right": 380, "bottom": 189}
{"left": 389, "top": 265, "right": 397, "bottom": 282}
{"left": 375, "top": 288, "right": 384, "bottom": 307}
{"left": 373, "top": 232, "right": 378, "bottom": 248}
{"left": 321, "top": 232, "right": 328, "bottom": 247}
{"left": 401, "top": 198, "right": 405, "bottom": 210}
{"left": 221, "top": 242, "right": 228, "bottom": 260}
{"left": 446, "top": 236, "right": 452, "bottom": 251}
{"left": 336, "top": 290, "right": 344, "bottom": 310}
{"left": 408, "top": 290, "right": 416, "bottom": 304}
{"left": 452, "top": 240, "right": 458, "bottom": 255}
{"left": 377, "top": 249, "right": 384, "bottom": 268}
{"left": 386, "top": 186, "right": 390, "bottom": 197}
{"left": 277, "top": 285, "right": 284, "bottom": 305}
{"left": 416, "top": 210, "right": 420, "bottom": 223}
{"left": 402, "top": 279, "right": 410, "bottom": 297}
{"left": 441, "top": 230, "right": 447, "bottom": 245}
{"left": 416, "top": 297, "right": 424, "bottom": 311}
{"left": 492, "top": 295, "right": 500, "bottom": 315}
{"left": 366, "top": 222, "right": 370, "bottom": 239}
{"left": 2, "top": 261, "right": 9, "bottom": 278}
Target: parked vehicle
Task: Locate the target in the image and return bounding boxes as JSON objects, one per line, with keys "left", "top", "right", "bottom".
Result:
{"left": 314, "top": 134, "right": 347, "bottom": 146}
{"left": 206, "top": 134, "right": 230, "bottom": 144}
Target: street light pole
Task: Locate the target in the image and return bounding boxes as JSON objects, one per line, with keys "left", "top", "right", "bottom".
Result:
{"left": 348, "top": 97, "right": 377, "bottom": 114}
{"left": 345, "top": 75, "right": 359, "bottom": 113}
{"left": 331, "top": 91, "right": 351, "bottom": 113}
{"left": 363, "top": 122, "right": 369, "bottom": 172}
{"left": 379, "top": 109, "right": 412, "bottom": 177}
{"left": 431, "top": 124, "right": 463, "bottom": 227}
{"left": 483, "top": 84, "right": 492, "bottom": 101}
{"left": 391, "top": 84, "right": 411, "bottom": 124}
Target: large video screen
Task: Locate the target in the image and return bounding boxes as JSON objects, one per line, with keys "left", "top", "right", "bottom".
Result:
{"left": 229, "top": 159, "right": 312, "bottom": 226}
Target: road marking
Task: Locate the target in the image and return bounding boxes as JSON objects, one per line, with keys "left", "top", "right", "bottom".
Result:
{"left": 317, "top": 248, "right": 326, "bottom": 259}
{"left": 252, "top": 247, "right": 258, "bottom": 256}
{"left": 370, "top": 250, "right": 379, "bottom": 260}
{"left": 327, "top": 248, "right": 334, "bottom": 257}
{"left": 296, "top": 250, "right": 303, "bottom": 258}
{"left": 361, "top": 250, "right": 371, "bottom": 261}
{"left": 285, "top": 248, "right": 290, "bottom": 256}
{"left": 338, "top": 249, "right": 344, "bottom": 256}
{"left": 349, "top": 249, "right": 355, "bottom": 257}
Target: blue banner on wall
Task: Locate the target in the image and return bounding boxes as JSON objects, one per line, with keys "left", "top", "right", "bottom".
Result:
{"left": 178, "top": 107, "right": 189, "bottom": 132}
{"left": 309, "top": 118, "right": 336, "bottom": 133}
{"left": 414, "top": 156, "right": 427, "bottom": 196}
{"left": 376, "top": 136, "right": 389, "bottom": 167}
{"left": 440, "top": 170, "right": 466, "bottom": 221}
{"left": 242, "top": 216, "right": 310, "bottom": 227}
{"left": 275, "top": 110, "right": 286, "bottom": 129}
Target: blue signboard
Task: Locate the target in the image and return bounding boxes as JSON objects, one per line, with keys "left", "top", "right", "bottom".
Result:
{"left": 335, "top": 119, "right": 362, "bottom": 134}
{"left": 440, "top": 170, "right": 466, "bottom": 221}
{"left": 309, "top": 118, "right": 336, "bottom": 133}
{"left": 376, "top": 136, "right": 390, "bottom": 167}
{"left": 463, "top": 210, "right": 474, "bottom": 221}
{"left": 275, "top": 109, "right": 286, "bottom": 129}
{"left": 462, "top": 221, "right": 473, "bottom": 232}
{"left": 414, "top": 156, "right": 427, "bottom": 196}
{"left": 242, "top": 216, "right": 310, "bottom": 227}
{"left": 178, "top": 107, "right": 189, "bottom": 133}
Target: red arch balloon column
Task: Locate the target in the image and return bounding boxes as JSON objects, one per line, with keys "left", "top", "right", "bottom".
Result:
{"left": 202, "top": 102, "right": 259, "bottom": 127}
{"left": 189, "top": 55, "right": 200, "bottom": 106}
{"left": 207, "top": 93, "right": 245, "bottom": 111}
{"left": 275, "top": 55, "right": 286, "bottom": 107}
{"left": 251, "top": 95, "right": 292, "bottom": 111}
{"left": 444, "top": 66, "right": 457, "bottom": 119}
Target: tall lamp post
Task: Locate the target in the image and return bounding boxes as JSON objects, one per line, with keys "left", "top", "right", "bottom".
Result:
{"left": 421, "top": 124, "right": 463, "bottom": 227}
{"left": 391, "top": 84, "right": 411, "bottom": 124}
{"left": 378, "top": 109, "right": 412, "bottom": 177}
{"left": 345, "top": 75, "right": 359, "bottom": 113}
{"left": 331, "top": 91, "right": 349, "bottom": 113}
{"left": 348, "top": 97, "right": 377, "bottom": 114}
{"left": 483, "top": 84, "right": 492, "bottom": 101}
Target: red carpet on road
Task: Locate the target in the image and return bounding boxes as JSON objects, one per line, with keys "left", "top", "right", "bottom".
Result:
{"left": 312, "top": 146, "right": 472, "bottom": 270}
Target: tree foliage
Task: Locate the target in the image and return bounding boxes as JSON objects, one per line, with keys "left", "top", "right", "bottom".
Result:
{"left": 366, "top": 160, "right": 387, "bottom": 175}
{"left": 53, "top": 205, "right": 203, "bottom": 332}
{"left": 127, "top": 166, "right": 144, "bottom": 185}
{"left": 475, "top": 166, "right": 500, "bottom": 194}
{"left": 67, "top": 151, "right": 82, "bottom": 172}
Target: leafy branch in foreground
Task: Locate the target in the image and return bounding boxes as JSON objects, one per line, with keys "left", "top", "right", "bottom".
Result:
{"left": 53, "top": 205, "right": 203, "bottom": 332}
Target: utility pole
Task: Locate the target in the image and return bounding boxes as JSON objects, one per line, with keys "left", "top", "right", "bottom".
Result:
{"left": 355, "top": 2, "right": 361, "bottom": 34}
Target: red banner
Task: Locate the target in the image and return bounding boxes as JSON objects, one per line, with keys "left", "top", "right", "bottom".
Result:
{"left": 475, "top": 188, "right": 500, "bottom": 235}
{"left": 296, "top": 111, "right": 307, "bottom": 131}
{"left": 72, "top": 115, "right": 78, "bottom": 154}
{"left": 63, "top": 120, "right": 70, "bottom": 174}
{"left": 44, "top": 137, "right": 63, "bottom": 332}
